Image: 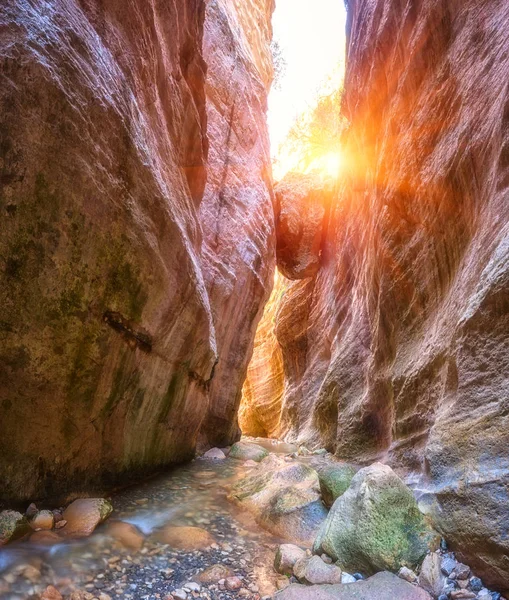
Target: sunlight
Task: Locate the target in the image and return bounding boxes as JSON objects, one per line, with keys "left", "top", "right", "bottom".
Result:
{"left": 312, "top": 151, "right": 344, "bottom": 179}
{"left": 268, "top": 0, "right": 347, "bottom": 182}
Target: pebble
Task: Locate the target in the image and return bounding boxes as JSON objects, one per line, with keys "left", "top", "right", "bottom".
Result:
{"left": 173, "top": 589, "right": 187, "bottom": 600}
{"left": 451, "top": 563, "right": 471, "bottom": 580}
{"left": 469, "top": 577, "right": 482, "bottom": 592}
{"left": 450, "top": 591, "right": 476, "bottom": 599}
{"left": 398, "top": 566, "right": 417, "bottom": 583}
{"left": 225, "top": 576, "right": 243, "bottom": 591}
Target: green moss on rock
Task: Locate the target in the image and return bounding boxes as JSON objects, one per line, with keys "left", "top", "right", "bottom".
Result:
{"left": 229, "top": 441, "right": 269, "bottom": 462}
{"left": 313, "top": 463, "right": 436, "bottom": 574}
{"left": 0, "top": 510, "right": 30, "bottom": 545}
{"left": 315, "top": 462, "right": 357, "bottom": 507}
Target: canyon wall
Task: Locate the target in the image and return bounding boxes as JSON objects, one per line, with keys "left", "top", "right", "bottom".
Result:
{"left": 248, "top": 0, "right": 509, "bottom": 591}
{"left": 0, "top": 0, "right": 274, "bottom": 506}
{"left": 199, "top": 0, "right": 275, "bottom": 447}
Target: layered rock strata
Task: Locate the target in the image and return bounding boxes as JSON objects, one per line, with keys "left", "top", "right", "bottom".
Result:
{"left": 0, "top": 0, "right": 274, "bottom": 505}
{"left": 245, "top": 0, "right": 509, "bottom": 591}
{"left": 198, "top": 0, "right": 276, "bottom": 447}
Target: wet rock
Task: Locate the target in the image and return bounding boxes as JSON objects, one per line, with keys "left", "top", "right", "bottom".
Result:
{"left": 197, "top": 564, "right": 236, "bottom": 584}
{"left": 243, "top": 460, "right": 260, "bottom": 468}
{"left": 274, "top": 544, "right": 307, "bottom": 576}
{"left": 30, "top": 530, "right": 62, "bottom": 544}
{"left": 30, "top": 510, "right": 55, "bottom": 531}
{"left": 0, "top": 510, "right": 30, "bottom": 545}
{"left": 202, "top": 448, "right": 226, "bottom": 460}
{"left": 419, "top": 552, "right": 447, "bottom": 597}
{"left": 398, "top": 567, "right": 418, "bottom": 584}
{"left": 62, "top": 499, "right": 113, "bottom": 537}
{"left": 314, "top": 464, "right": 436, "bottom": 574}
{"left": 274, "top": 571, "right": 433, "bottom": 599}
{"left": 40, "top": 586, "right": 63, "bottom": 600}
{"left": 106, "top": 521, "right": 144, "bottom": 551}
{"left": 230, "top": 455, "right": 327, "bottom": 545}
{"left": 296, "top": 555, "right": 342, "bottom": 585}
{"left": 154, "top": 526, "right": 215, "bottom": 550}
{"left": 229, "top": 442, "right": 269, "bottom": 462}
{"left": 314, "top": 463, "right": 356, "bottom": 508}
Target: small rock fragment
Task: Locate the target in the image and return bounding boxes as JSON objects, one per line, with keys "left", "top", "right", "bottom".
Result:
{"left": 40, "top": 586, "right": 63, "bottom": 600}
{"left": 341, "top": 572, "right": 357, "bottom": 583}
{"left": 441, "top": 555, "right": 457, "bottom": 576}
{"left": 419, "top": 552, "right": 446, "bottom": 597}
{"left": 451, "top": 563, "right": 471, "bottom": 580}
{"left": 398, "top": 566, "right": 418, "bottom": 583}
{"left": 203, "top": 448, "right": 226, "bottom": 459}
{"left": 274, "top": 544, "right": 307, "bottom": 576}
{"left": 30, "top": 510, "right": 55, "bottom": 531}
{"left": 469, "top": 577, "right": 482, "bottom": 592}
{"left": 450, "top": 591, "right": 476, "bottom": 599}
{"left": 225, "top": 576, "right": 242, "bottom": 591}
{"left": 294, "top": 555, "right": 342, "bottom": 585}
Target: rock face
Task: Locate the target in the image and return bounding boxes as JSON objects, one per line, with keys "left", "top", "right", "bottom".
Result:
{"left": 239, "top": 272, "right": 288, "bottom": 438}
{"left": 0, "top": 0, "right": 274, "bottom": 505}
{"left": 198, "top": 0, "right": 276, "bottom": 447}
{"left": 258, "top": 0, "right": 509, "bottom": 590}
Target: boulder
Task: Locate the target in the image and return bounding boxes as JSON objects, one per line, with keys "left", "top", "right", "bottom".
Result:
{"left": 229, "top": 455, "right": 328, "bottom": 545}
{"left": 418, "top": 552, "right": 446, "bottom": 598}
{"left": 314, "top": 463, "right": 357, "bottom": 507}
{"left": 274, "top": 544, "right": 307, "bottom": 576}
{"left": 0, "top": 510, "right": 30, "bottom": 545}
{"left": 274, "top": 571, "right": 433, "bottom": 600}
{"left": 62, "top": 499, "right": 113, "bottom": 537}
{"left": 228, "top": 442, "right": 269, "bottom": 462}
{"left": 313, "top": 464, "right": 436, "bottom": 574}
{"left": 154, "top": 526, "right": 214, "bottom": 550}
{"left": 294, "top": 555, "right": 342, "bottom": 585}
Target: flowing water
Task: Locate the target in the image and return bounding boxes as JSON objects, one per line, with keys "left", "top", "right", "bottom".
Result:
{"left": 0, "top": 442, "right": 299, "bottom": 600}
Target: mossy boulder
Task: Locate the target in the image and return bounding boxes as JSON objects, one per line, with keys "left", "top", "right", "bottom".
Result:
{"left": 315, "top": 462, "right": 357, "bottom": 507}
{"left": 229, "top": 441, "right": 269, "bottom": 462}
{"left": 230, "top": 455, "right": 328, "bottom": 545}
{"left": 313, "top": 463, "right": 436, "bottom": 574}
{"left": 0, "top": 510, "right": 31, "bottom": 545}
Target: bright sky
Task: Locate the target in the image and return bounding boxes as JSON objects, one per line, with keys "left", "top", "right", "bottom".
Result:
{"left": 268, "top": 0, "right": 347, "bottom": 157}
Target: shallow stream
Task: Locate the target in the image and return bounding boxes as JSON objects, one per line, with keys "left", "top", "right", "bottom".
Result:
{"left": 0, "top": 441, "right": 298, "bottom": 600}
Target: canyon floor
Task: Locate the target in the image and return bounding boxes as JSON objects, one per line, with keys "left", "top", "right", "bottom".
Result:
{"left": 0, "top": 442, "right": 296, "bottom": 600}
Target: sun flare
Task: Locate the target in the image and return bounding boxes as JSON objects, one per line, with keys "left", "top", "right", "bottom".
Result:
{"left": 311, "top": 151, "right": 343, "bottom": 179}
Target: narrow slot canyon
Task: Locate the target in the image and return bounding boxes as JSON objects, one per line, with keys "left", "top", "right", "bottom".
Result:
{"left": 0, "top": 1, "right": 508, "bottom": 600}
